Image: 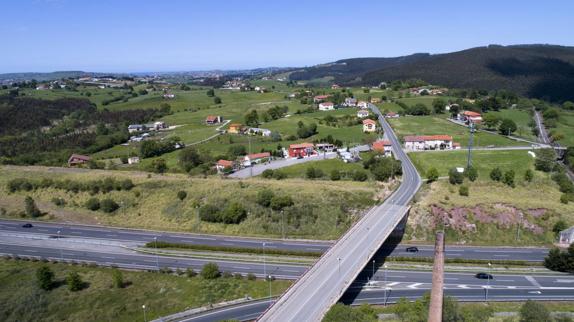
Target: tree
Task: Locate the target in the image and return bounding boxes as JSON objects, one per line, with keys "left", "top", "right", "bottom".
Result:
{"left": 36, "top": 266, "right": 54, "bottom": 290}
{"left": 177, "top": 190, "right": 187, "bottom": 201}
{"left": 257, "top": 189, "right": 275, "bottom": 207}
{"left": 213, "top": 96, "right": 222, "bottom": 104}
{"left": 563, "top": 101, "right": 574, "bottom": 110}
{"left": 227, "top": 145, "right": 247, "bottom": 157}
{"left": 499, "top": 118, "right": 517, "bottom": 135}
{"left": 270, "top": 195, "right": 294, "bottom": 211}
{"left": 535, "top": 149, "right": 556, "bottom": 172}
{"left": 553, "top": 220, "right": 568, "bottom": 236}
{"left": 159, "top": 103, "right": 171, "bottom": 114}
{"left": 432, "top": 98, "right": 446, "bottom": 114}
{"left": 330, "top": 169, "right": 341, "bottom": 181}
{"left": 503, "top": 170, "right": 516, "bottom": 188}
{"left": 306, "top": 166, "right": 323, "bottom": 179}
{"left": 100, "top": 198, "right": 119, "bottom": 213}
{"left": 206, "top": 89, "right": 214, "bottom": 97}
{"left": 24, "top": 196, "right": 41, "bottom": 217}
{"left": 112, "top": 269, "right": 124, "bottom": 288}
{"left": 490, "top": 167, "right": 503, "bottom": 181}
{"left": 67, "top": 271, "right": 83, "bottom": 291}
{"left": 426, "top": 168, "right": 439, "bottom": 183}
{"left": 323, "top": 303, "right": 377, "bottom": 322}
{"left": 201, "top": 262, "right": 221, "bottom": 279}
{"left": 85, "top": 198, "right": 100, "bottom": 211}
{"left": 466, "top": 166, "right": 478, "bottom": 182}
{"left": 221, "top": 202, "right": 247, "bottom": 224}
{"left": 519, "top": 300, "right": 551, "bottom": 322}
{"left": 352, "top": 170, "right": 368, "bottom": 182}
{"left": 179, "top": 147, "right": 204, "bottom": 172}
{"left": 483, "top": 113, "right": 500, "bottom": 129}
{"left": 524, "top": 169, "right": 534, "bottom": 182}
{"left": 150, "top": 158, "right": 168, "bottom": 173}
{"left": 448, "top": 168, "right": 464, "bottom": 185}
{"left": 261, "top": 169, "right": 274, "bottom": 179}
{"left": 459, "top": 185, "right": 469, "bottom": 196}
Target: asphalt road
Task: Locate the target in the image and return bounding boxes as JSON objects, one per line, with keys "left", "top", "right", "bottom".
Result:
{"left": 0, "top": 219, "right": 549, "bottom": 261}
{"left": 534, "top": 109, "right": 551, "bottom": 145}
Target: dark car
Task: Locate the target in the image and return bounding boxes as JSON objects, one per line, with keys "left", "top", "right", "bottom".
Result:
{"left": 21, "top": 223, "right": 33, "bottom": 228}
{"left": 475, "top": 273, "right": 494, "bottom": 280}
{"left": 406, "top": 246, "right": 419, "bottom": 253}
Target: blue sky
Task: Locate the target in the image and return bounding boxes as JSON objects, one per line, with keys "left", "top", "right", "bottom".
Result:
{"left": 1, "top": 0, "right": 573, "bottom": 73}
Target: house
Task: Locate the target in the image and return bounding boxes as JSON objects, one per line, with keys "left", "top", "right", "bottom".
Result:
{"left": 339, "top": 151, "right": 360, "bottom": 163}
{"left": 370, "top": 97, "right": 381, "bottom": 103}
{"left": 163, "top": 93, "right": 175, "bottom": 99}
{"left": 404, "top": 135, "right": 454, "bottom": 151}
{"left": 362, "top": 119, "right": 377, "bottom": 133}
{"left": 127, "top": 156, "right": 140, "bottom": 164}
{"left": 313, "top": 95, "right": 331, "bottom": 103}
{"left": 247, "top": 128, "right": 272, "bottom": 137}
{"left": 372, "top": 140, "right": 393, "bottom": 157}
{"left": 288, "top": 143, "right": 315, "bottom": 158}
{"left": 128, "top": 124, "right": 146, "bottom": 133}
{"left": 68, "top": 154, "right": 91, "bottom": 167}
{"left": 357, "top": 110, "right": 370, "bottom": 118}
{"left": 243, "top": 152, "right": 271, "bottom": 167}
{"left": 344, "top": 97, "right": 357, "bottom": 107}
{"left": 331, "top": 84, "right": 341, "bottom": 90}
{"left": 559, "top": 226, "right": 574, "bottom": 245}
{"left": 215, "top": 160, "right": 234, "bottom": 173}
{"left": 227, "top": 123, "right": 244, "bottom": 134}
{"left": 315, "top": 143, "right": 336, "bottom": 152}
{"left": 357, "top": 101, "right": 369, "bottom": 109}
{"left": 458, "top": 111, "right": 483, "bottom": 124}
{"left": 206, "top": 115, "right": 223, "bottom": 125}
{"left": 445, "top": 103, "right": 459, "bottom": 112}
{"left": 153, "top": 121, "right": 167, "bottom": 130}
{"left": 385, "top": 112, "right": 399, "bottom": 118}
{"left": 318, "top": 102, "right": 335, "bottom": 111}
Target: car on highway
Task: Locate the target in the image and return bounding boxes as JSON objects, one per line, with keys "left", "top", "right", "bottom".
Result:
{"left": 405, "top": 246, "right": 419, "bottom": 252}
{"left": 21, "top": 223, "right": 33, "bottom": 228}
{"left": 475, "top": 272, "right": 494, "bottom": 279}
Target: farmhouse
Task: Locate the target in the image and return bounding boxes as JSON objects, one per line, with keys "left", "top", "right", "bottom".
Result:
{"left": 153, "top": 121, "right": 167, "bottom": 130}
{"left": 371, "top": 97, "right": 381, "bottom": 103}
{"left": 559, "top": 226, "right": 574, "bottom": 245}
{"left": 357, "top": 110, "right": 370, "bottom": 118}
{"left": 288, "top": 143, "right": 315, "bottom": 158}
{"left": 243, "top": 152, "right": 271, "bottom": 167}
{"left": 127, "top": 156, "right": 140, "bottom": 164}
{"left": 357, "top": 101, "right": 369, "bottom": 109}
{"left": 163, "top": 93, "right": 175, "bottom": 99}
{"left": 372, "top": 140, "right": 393, "bottom": 157}
{"left": 344, "top": 97, "right": 357, "bottom": 107}
{"left": 458, "top": 111, "right": 483, "bottom": 124}
{"left": 403, "top": 135, "right": 453, "bottom": 151}
{"left": 227, "top": 123, "right": 244, "bottom": 134}
{"left": 313, "top": 95, "right": 331, "bottom": 103}
{"left": 385, "top": 112, "right": 399, "bottom": 118}
{"left": 128, "top": 124, "right": 146, "bottom": 133}
{"left": 331, "top": 84, "right": 341, "bottom": 89}
{"left": 318, "top": 102, "right": 335, "bottom": 111}
{"left": 215, "top": 160, "right": 234, "bottom": 173}
{"left": 315, "top": 143, "right": 336, "bottom": 152}
{"left": 247, "top": 128, "right": 272, "bottom": 136}
{"left": 68, "top": 154, "right": 91, "bottom": 167}
{"left": 362, "top": 119, "right": 377, "bottom": 132}
{"left": 205, "top": 115, "right": 223, "bottom": 125}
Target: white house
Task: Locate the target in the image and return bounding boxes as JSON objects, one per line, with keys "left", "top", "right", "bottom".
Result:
{"left": 357, "top": 101, "right": 369, "bottom": 109}
{"left": 242, "top": 152, "right": 271, "bottom": 167}
{"left": 248, "top": 128, "right": 272, "bottom": 136}
{"left": 404, "top": 135, "right": 454, "bottom": 151}
{"left": 357, "top": 110, "right": 370, "bottom": 118}
{"left": 128, "top": 124, "right": 146, "bottom": 133}
{"left": 559, "top": 226, "right": 574, "bottom": 245}
{"left": 318, "top": 102, "right": 335, "bottom": 111}
{"left": 127, "top": 156, "right": 140, "bottom": 164}
{"left": 163, "top": 93, "right": 175, "bottom": 99}
{"left": 458, "top": 111, "right": 483, "bottom": 124}
{"left": 344, "top": 97, "right": 357, "bottom": 107}
{"left": 372, "top": 140, "right": 393, "bottom": 157}
{"left": 362, "top": 119, "right": 377, "bottom": 133}
{"left": 153, "top": 121, "right": 167, "bottom": 130}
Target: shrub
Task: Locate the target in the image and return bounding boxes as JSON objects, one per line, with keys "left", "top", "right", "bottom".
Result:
{"left": 24, "top": 196, "right": 41, "bottom": 218}
{"left": 448, "top": 168, "right": 464, "bottom": 185}
{"left": 85, "top": 198, "right": 100, "bottom": 211}
{"left": 352, "top": 170, "right": 368, "bottom": 182}
{"left": 66, "top": 272, "right": 83, "bottom": 291}
{"left": 177, "top": 190, "right": 187, "bottom": 201}
{"left": 524, "top": 169, "right": 534, "bottom": 182}
{"left": 247, "top": 273, "right": 256, "bottom": 281}
{"left": 552, "top": 220, "right": 568, "bottom": 236}
{"left": 112, "top": 269, "right": 124, "bottom": 288}
{"left": 502, "top": 170, "right": 515, "bottom": 188}
{"left": 186, "top": 268, "right": 197, "bottom": 278}
{"left": 199, "top": 204, "right": 220, "bottom": 222}
{"left": 51, "top": 197, "right": 66, "bottom": 206}
{"left": 459, "top": 185, "right": 469, "bottom": 196}
{"left": 519, "top": 300, "right": 551, "bottom": 322}
{"left": 426, "top": 168, "right": 439, "bottom": 183}
{"left": 560, "top": 194, "right": 569, "bottom": 204}
{"left": 201, "top": 262, "right": 221, "bottom": 279}
{"left": 306, "top": 166, "right": 324, "bottom": 179}
{"left": 222, "top": 271, "right": 233, "bottom": 278}
{"left": 272, "top": 170, "right": 286, "bottom": 180}
{"left": 490, "top": 167, "right": 502, "bottom": 181}
{"left": 330, "top": 169, "right": 341, "bottom": 181}
{"left": 465, "top": 166, "right": 478, "bottom": 182}
{"left": 257, "top": 189, "right": 275, "bottom": 207}
{"left": 261, "top": 169, "right": 274, "bottom": 179}
{"left": 121, "top": 179, "right": 135, "bottom": 190}
{"left": 270, "top": 195, "right": 294, "bottom": 211}
{"left": 100, "top": 199, "right": 119, "bottom": 213}
{"left": 221, "top": 202, "right": 247, "bottom": 224}
{"left": 36, "top": 266, "right": 54, "bottom": 290}
{"left": 234, "top": 273, "right": 243, "bottom": 280}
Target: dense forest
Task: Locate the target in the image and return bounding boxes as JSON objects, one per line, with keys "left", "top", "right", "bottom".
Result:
{"left": 290, "top": 44, "right": 574, "bottom": 102}
{"left": 0, "top": 95, "right": 169, "bottom": 165}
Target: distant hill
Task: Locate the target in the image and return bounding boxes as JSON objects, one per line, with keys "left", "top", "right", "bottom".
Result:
{"left": 0, "top": 71, "right": 93, "bottom": 83}
{"left": 289, "top": 44, "right": 574, "bottom": 102}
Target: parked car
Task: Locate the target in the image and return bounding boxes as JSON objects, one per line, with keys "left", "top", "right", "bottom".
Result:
{"left": 475, "top": 272, "right": 494, "bottom": 279}
{"left": 21, "top": 223, "right": 33, "bottom": 228}
{"left": 406, "top": 246, "right": 419, "bottom": 253}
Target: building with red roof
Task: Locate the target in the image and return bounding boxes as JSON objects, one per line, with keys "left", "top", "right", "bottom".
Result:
{"left": 68, "top": 154, "right": 91, "bottom": 167}
{"left": 362, "top": 119, "right": 377, "bottom": 132}
{"left": 215, "top": 159, "right": 234, "bottom": 173}
{"left": 458, "top": 110, "right": 483, "bottom": 124}
{"left": 288, "top": 143, "right": 315, "bottom": 158}
{"left": 403, "top": 135, "right": 454, "bottom": 151}
{"left": 243, "top": 152, "right": 271, "bottom": 166}
{"left": 205, "top": 115, "right": 222, "bottom": 125}
{"left": 313, "top": 95, "right": 331, "bottom": 103}
{"left": 372, "top": 140, "right": 393, "bottom": 157}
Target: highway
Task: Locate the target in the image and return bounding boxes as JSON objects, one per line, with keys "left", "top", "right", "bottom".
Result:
{"left": 258, "top": 103, "right": 423, "bottom": 321}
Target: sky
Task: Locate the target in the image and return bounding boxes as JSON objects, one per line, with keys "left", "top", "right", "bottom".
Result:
{"left": 1, "top": 0, "right": 573, "bottom": 73}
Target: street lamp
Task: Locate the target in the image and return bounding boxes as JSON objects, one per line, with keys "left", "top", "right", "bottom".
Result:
{"left": 372, "top": 260, "right": 375, "bottom": 282}
{"left": 281, "top": 211, "right": 285, "bottom": 240}
{"left": 486, "top": 262, "right": 492, "bottom": 302}
{"left": 383, "top": 263, "right": 388, "bottom": 306}
{"left": 262, "top": 242, "right": 267, "bottom": 278}
{"left": 57, "top": 230, "right": 63, "bottom": 261}
{"left": 153, "top": 237, "right": 159, "bottom": 271}
{"left": 142, "top": 305, "right": 147, "bottom": 322}
{"left": 337, "top": 257, "right": 341, "bottom": 275}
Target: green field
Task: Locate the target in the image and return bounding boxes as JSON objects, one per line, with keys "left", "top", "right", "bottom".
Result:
{"left": 274, "top": 158, "right": 368, "bottom": 180}
{"left": 487, "top": 109, "right": 536, "bottom": 140}
{"left": 388, "top": 115, "right": 525, "bottom": 147}
{"left": 410, "top": 150, "right": 536, "bottom": 180}
{"left": 0, "top": 258, "right": 290, "bottom": 322}
{"left": 553, "top": 110, "right": 574, "bottom": 146}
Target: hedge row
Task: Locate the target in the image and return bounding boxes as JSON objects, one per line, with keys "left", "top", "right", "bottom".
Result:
{"left": 7, "top": 177, "right": 135, "bottom": 194}
{"left": 145, "top": 241, "right": 323, "bottom": 257}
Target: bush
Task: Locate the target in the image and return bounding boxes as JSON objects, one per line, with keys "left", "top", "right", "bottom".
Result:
{"left": 186, "top": 268, "right": 197, "bottom": 278}
{"left": 448, "top": 168, "right": 464, "bottom": 185}
{"left": 552, "top": 220, "right": 568, "bottom": 236}
{"left": 24, "top": 196, "right": 41, "bottom": 218}
{"left": 459, "top": 185, "right": 469, "bottom": 196}
{"left": 426, "top": 168, "right": 439, "bottom": 183}
{"left": 234, "top": 273, "right": 243, "bottom": 279}
{"left": 560, "top": 194, "right": 569, "bottom": 204}
{"left": 112, "top": 269, "right": 124, "bottom": 288}
{"left": 85, "top": 198, "right": 100, "bottom": 211}
{"left": 201, "top": 262, "right": 221, "bottom": 279}
{"left": 490, "top": 167, "right": 502, "bottom": 181}
{"left": 177, "top": 190, "right": 187, "bottom": 201}
{"left": 100, "top": 199, "right": 119, "bottom": 213}
{"left": 306, "top": 166, "right": 324, "bottom": 179}
{"left": 352, "top": 170, "right": 368, "bottom": 182}
{"left": 465, "top": 166, "right": 478, "bottom": 182}
{"left": 502, "top": 170, "right": 515, "bottom": 188}
{"left": 270, "top": 195, "right": 294, "bottom": 211}
{"left": 261, "top": 169, "right": 274, "bottom": 179}
{"left": 330, "top": 169, "right": 341, "bottom": 181}
{"left": 121, "top": 179, "right": 134, "bottom": 190}
{"left": 519, "top": 300, "right": 551, "bottom": 322}
{"left": 524, "top": 169, "right": 534, "bottom": 182}
{"left": 51, "top": 197, "right": 66, "bottom": 206}
{"left": 67, "top": 271, "right": 83, "bottom": 291}
{"left": 36, "top": 266, "right": 54, "bottom": 290}
{"left": 222, "top": 271, "right": 233, "bottom": 278}
{"left": 247, "top": 273, "right": 256, "bottom": 281}
{"left": 257, "top": 189, "right": 275, "bottom": 207}
{"left": 199, "top": 204, "right": 220, "bottom": 222}
{"left": 221, "top": 202, "right": 247, "bottom": 224}
{"left": 272, "top": 170, "right": 286, "bottom": 180}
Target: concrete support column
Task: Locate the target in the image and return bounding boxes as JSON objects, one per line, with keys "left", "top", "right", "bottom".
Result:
{"left": 428, "top": 231, "right": 445, "bottom": 322}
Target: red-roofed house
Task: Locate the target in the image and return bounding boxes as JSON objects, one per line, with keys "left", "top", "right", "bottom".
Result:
{"left": 215, "top": 159, "right": 234, "bottom": 173}
{"left": 243, "top": 152, "right": 271, "bottom": 166}
{"left": 362, "top": 119, "right": 377, "bottom": 133}
{"left": 288, "top": 143, "right": 315, "bottom": 158}
{"left": 403, "top": 135, "right": 454, "bottom": 151}
{"left": 458, "top": 111, "right": 483, "bottom": 124}
{"left": 318, "top": 102, "right": 335, "bottom": 111}
{"left": 227, "top": 123, "right": 244, "bottom": 134}
{"left": 385, "top": 111, "right": 399, "bottom": 118}
{"left": 372, "top": 140, "right": 393, "bottom": 157}
{"left": 206, "top": 115, "right": 222, "bottom": 125}
{"left": 313, "top": 95, "right": 331, "bottom": 103}
{"left": 68, "top": 154, "right": 91, "bottom": 167}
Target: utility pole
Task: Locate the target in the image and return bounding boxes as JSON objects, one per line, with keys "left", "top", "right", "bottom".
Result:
{"left": 57, "top": 230, "right": 63, "bottom": 261}
{"left": 153, "top": 237, "right": 159, "bottom": 271}
{"left": 428, "top": 231, "right": 445, "bottom": 322}
{"left": 249, "top": 135, "right": 253, "bottom": 177}
{"left": 466, "top": 122, "right": 474, "bottom": 169}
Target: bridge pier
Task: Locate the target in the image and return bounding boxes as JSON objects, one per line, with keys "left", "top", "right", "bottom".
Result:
{"left": 428, "top": 231, "right": 445, "bottom": 322}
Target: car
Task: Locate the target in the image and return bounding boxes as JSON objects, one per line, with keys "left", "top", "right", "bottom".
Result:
{"left": 21, "top": 223, "right": 33, "bottom": 228}
{"left": 475, "top": 273, "right": 494, "bottom": 279}
{"left": 406, "top": 246, "right": 419, "bottom": 253}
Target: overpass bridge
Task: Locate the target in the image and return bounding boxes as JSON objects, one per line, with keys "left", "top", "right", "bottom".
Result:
{"left": 258, "top": 104, "right": 422, "bottom": 322}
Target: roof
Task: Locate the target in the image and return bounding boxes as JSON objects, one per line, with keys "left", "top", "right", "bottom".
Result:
{"left": 247, "top": 152, "right": 271, "bottom": 159}
{"left": 372, "top": 140, "right": 392, "bottom": 150}
{"left": 363, "top": 119, "right": 376, "bottom": 125}
{"left": 463, "top": 111, "right": 482, "bottom": 117}
{"left": 289, "top": 143, "right": 315, "bottom": 149}
{"left": 229, "top": 123, "right": 242, "bottom": 128}
{"left": 68, "top": 154, "right": 91, "bottom": 161}
{"left": 314, "top": 95, "right": 331, "bottom": 100}
{"left": 320, "top": 102, "right": 334, "bottom": 106}
{"left": 404, "top": 135, "right": 453, "bottom": 142}
{"left": 560, "top": 226, "right": 574, "bottom": 234}
{"left": 128, "top": 124, "right": 143, "bottom": 128}
{"left": 357, "top": 110, "right": 369, "bottom": 114}
{"left": 386, "top": 112, "right": 398, "bottom": 116}
{"left": 206, "top": 115, "right": 219, "bottom": 121}
{"left": 216, "top": 160, "right": 234, "bottom": 167}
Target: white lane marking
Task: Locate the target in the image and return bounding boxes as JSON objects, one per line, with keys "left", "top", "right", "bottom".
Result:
{"left": 387, "top": 282, "right": 400, "bottom": 286}
{"left": 556, "top": 279, "right": 574, "bottom": 283}
{"left": 507, "top": 286, "right": 517, "bottom": 289}
{"left": 445, "top": 278, "right": 459, "bottom": 280}
{"left": 448, "top": 253, "right": 462, "bottom": 256}
{"left": 494, "top": 255, "right": 509, "bottom": 257}
{"left": 407, "top": 283, "right": 422, "bottom": 289}
{"left": 457, "top": 285, "right": 469, "bottom": 289}
{"left": 526, "top": 276, "right": 542, "bottom": 288}
{"left": 528, "top": 291, "right": 542, "bottom": 294}
{"left": 497, "top": 279, "right": 515, "bottom": 282}
{"left": 387, "top": 275, "right": 406, "bottom": 278}
{"left": 103, "top": 256, "right": 116, "bottom": 259}
{"left": 232, "top": 266, "right": 251, "bottom": 270}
